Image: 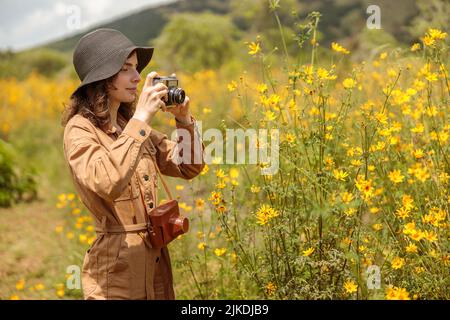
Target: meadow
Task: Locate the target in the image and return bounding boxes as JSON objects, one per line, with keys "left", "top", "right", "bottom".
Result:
{"left": 0, "top": 5, "right": 448, "bottom": 300}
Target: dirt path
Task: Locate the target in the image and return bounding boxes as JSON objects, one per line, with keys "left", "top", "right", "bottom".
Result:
{"left": 0, "top": 195, "right": 74, "bottom": 299}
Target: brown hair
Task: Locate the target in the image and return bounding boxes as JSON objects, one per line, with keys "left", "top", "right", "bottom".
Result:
{"left": 61, "top": 74, "right": 135, "bottom": 131}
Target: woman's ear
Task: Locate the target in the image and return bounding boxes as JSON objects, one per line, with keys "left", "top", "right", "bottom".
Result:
{"left": 106, "top": 77, "right": 118, "bottom": 91}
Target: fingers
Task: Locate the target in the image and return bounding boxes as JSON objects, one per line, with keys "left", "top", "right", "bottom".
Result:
{"left": 144, "top": 71, "right": 159, "bottom": 89}
{"left": 144, "top": 82, "right": 167, "bottom": 94}
{"left": 153, "top": 88, "right": 168, "bottom": 98}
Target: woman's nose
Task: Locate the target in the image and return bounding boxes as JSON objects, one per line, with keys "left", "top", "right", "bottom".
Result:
{"left": 132, "top": 70, "right": 141, "bottom": 83}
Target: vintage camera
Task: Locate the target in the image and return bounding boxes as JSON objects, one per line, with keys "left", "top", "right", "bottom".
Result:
{"left": 152, "top": 76, "right": 185, "bottom": 106}
{"left": 148, "top": 199, "right": 189, "bottom": 248}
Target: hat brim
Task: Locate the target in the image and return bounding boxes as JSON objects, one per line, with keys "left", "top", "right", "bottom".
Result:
{"left": 71, "top": 45, "right": 154, "bottom": 97}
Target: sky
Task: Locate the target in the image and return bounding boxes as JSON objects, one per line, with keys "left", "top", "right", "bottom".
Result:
{"left": 0, "top": 0, "right": 174, "bottom": 51}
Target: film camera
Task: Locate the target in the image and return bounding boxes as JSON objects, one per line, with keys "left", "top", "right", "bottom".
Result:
{"left": 152, "top": 76, "right": 185, "bottom": 107}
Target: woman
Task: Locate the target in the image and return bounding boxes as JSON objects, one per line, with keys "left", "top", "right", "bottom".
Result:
{"left": 61, "top": 28, "right": 205, "bottom": 300}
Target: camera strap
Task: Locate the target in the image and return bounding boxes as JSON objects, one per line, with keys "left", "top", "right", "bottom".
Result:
{"left": 149, "top": 154, "right": 174, "bottom": 201}
{"left": 134, "top": 154, "right": 175, "bottom": 249}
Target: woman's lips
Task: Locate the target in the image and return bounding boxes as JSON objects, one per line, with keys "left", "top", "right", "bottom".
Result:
{"left": 126, "top": 88, "right": 137, "bottom": 93}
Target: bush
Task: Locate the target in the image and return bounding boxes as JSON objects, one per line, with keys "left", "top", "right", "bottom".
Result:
{"left": 0, "top": 48, "right": 69, "bottom": 79}
{"left": 0, "top": 139, "right": 38, "bottom": 207}
{"left": 153, "top": 12, "right": 240, "bottom": 73}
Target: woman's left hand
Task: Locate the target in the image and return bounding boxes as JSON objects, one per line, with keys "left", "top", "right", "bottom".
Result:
{"left": 162, "top": 73, "right": 192, "bottom": 124}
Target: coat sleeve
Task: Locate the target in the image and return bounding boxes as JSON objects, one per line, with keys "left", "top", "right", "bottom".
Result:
{"left": 148, "top": 116, "right": 205, "bottom": 180}
{"left": 63, "top": 117, "right": 153, "bottom": 201}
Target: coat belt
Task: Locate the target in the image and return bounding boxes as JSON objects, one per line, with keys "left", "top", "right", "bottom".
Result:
{"left": 95, "top": 222, "right": 152, "bottom": 234}
{"left": 95, "top": 217, "right": 155, "bottom": 248}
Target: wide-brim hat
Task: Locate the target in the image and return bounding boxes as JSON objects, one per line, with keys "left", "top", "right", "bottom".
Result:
{"left": 71, "top": 28, "right": 154, "bottom": 97}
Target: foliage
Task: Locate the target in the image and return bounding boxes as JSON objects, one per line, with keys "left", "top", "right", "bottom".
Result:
{"left": 153, "top": 12, "right": 240, "bottom": 73}
{"left": 0, "top": 139, "right": 37, "bottom": 207}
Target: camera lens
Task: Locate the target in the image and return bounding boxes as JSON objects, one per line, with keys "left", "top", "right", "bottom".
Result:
{"left": 168, "top": 87, "right": 185, "bottom": 105}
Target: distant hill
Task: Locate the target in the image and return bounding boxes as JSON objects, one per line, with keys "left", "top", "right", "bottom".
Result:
{"left": 41, "top": 0, "right": 231, "bottom": 53}
{"left": 23, "top": 0, "right": 449, "bottom": 56}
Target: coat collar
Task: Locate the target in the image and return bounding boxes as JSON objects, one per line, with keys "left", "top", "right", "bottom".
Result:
{"left": 105, "top": 112, "right": 126, "bottom": 135}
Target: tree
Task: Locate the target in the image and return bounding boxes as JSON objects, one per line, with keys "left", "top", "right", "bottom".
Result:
{"left": 408, "top": 0, "right": 450, "bottom": 40}
{"left": 153, "top": 12, "right": 240, "bottom": 73}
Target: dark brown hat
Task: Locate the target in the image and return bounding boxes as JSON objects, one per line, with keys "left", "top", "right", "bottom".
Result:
{"left": 72, "top": 28, "right": 154, "bottom": 96}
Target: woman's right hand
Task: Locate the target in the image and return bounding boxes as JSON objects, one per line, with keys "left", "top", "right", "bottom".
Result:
{"left": 133, "top": 71, "right": 168, "bottom": 124}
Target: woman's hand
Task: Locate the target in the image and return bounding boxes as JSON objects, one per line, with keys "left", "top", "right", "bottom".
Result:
{"left": 167, "top": 96, "right": 192, "bottom": 124}
{"left": 133, "top": 71, "right": 168, "bottom": 124}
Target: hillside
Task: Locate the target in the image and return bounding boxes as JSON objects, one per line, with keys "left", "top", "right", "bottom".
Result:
{"left": 41, "top": 0, "right": 231, "bottom": 52}
{"left": 38, "top": 0, "right": 424, "bottom": 53}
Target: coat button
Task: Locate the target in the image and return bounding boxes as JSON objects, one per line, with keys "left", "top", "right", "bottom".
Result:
{"left": 143, "top": 174, "right": 149, "bottom": 181}
{"left": 139, "top": 129, "right": 146, "bottom": 136}
{"left": 149, "top": 201, "right": 154, "bottom": 209}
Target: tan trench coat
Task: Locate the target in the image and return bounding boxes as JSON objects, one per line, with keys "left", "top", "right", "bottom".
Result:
{"left": 63, "top": 113, "right": 204, "bottom": 300}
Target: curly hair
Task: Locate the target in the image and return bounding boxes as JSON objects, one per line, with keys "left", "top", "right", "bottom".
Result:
{"left": 61, "top": 75, "right": 136, "bottom": 132}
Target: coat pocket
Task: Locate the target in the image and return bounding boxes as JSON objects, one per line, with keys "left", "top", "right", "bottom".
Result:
{"left": 82, "top": 253, "right": 98, "bottom": 298}
{"left": 112, "top": 183, "right": 139, "bottom": 216}
{"left": 113, "top": 183, "right": 139, "bottom": 202}
{"left": 109, "top": 234, "right": 129, "bottom": 274}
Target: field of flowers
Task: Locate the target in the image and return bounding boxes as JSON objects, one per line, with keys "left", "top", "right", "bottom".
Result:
{"left": 1, "top": 6, "right": 448, "bottom": 300}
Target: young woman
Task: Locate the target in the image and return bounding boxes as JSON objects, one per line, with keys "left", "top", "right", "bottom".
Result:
{"left": 61, "top": 28, "right": 204, "bottom": 300}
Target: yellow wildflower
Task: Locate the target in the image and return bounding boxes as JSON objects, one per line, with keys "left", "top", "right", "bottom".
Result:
{"left": 16, "top": 279, "right": 25, "bottom": 291}
{"left": 333, "top": 169, "right": 349, "bottom": 182}
{"left": 284, "top": 133, "right": 296, "bottom": 144}
{"left": 405, "top": 243, "right": 418, "bottom": 254}
{"left": 227, "top": 81, "right": 237, "bottom": 92}
{"left": 263, "top": 110, "right": 276, "bottom": 121}
{"left": 265, "top": 282, "right": 277, "bottom": 296}
{"left": 372, "top": 223, "right": 383, "bottom": 231}
{"left": 331, "top": 42, "right": 350, "bottom": 54}
{"left": 302, "top": 247, "right": 315, "bottom": 257}
{"left": 388, "top": 169, "right": 404, "bottom": 184}
{"left": 229, "top": 168, "right": 239, "bottom": 179}
{"left": 255, "top": 204, "right": 279, "bottom": 226}
{"left": 342, "top": 78, "right": 356, "bottom": 89}
{"left": 248, "top": 42, "right": 261, "bottom": 55}
{"left": 341, "top": 191, "right": 354, "bottom": 204}
{"left": 344, "top": 207, "right": 357, "bottom": 217}
{"left": 409, "top": 229, "right": 424, "bottom": 242}
{"left": 256, "top": 83, "right": 268, "bottom": 94}
{"left": 214, "top": 248, "right": 227, "bottom": 257}
{"left": 386, "top": 286, "right": 411, "bottom": 300}
{"left": 427, "top": 28, "right": 447, "bottom": 41}
{"left": 391, "top": 257, "right": 405, "bottom": 270}
{"left": 343, "top": 280, "right": 358, "bottom": 294}
{"left": 423, "top": 230, "right": 437, "bottom": 242}
{"left": 317, "top": 67, "right": 337, "bottom": 80}
{"left": 395, "top": 206, "right": 410, "bottom": 220}
{"left": 195, "top": 198, "right": 205, "bottom": 209}
{"left": 410, "top": 43, "right": 420, "bottom": 52}
{"left": 403, "top": 221, "right": 416, "bottom": 235}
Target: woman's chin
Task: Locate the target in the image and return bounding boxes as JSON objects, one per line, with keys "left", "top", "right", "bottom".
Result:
{"left": 122, "top": 94, "right": 136, "bottom": 103}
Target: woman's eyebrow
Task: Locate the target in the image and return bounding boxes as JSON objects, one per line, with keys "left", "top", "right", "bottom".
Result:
{"left": 124, "top": 62, "right": 138, "bottom": 68}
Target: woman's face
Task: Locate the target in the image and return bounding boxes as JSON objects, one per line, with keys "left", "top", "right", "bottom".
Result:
{"left": 108, "top": 51, "right": 141, "bottom": 103}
